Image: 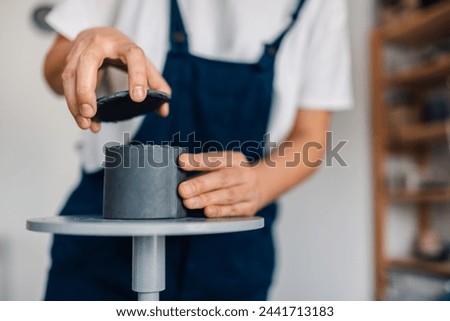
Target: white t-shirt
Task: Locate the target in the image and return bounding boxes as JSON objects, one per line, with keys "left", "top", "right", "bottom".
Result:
{"left": 47, "top": 0, "right": 353, "bottom": 172}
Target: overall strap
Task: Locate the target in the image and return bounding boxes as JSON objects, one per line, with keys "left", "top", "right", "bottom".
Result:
{"left": 270, "top": 0, "right": 307, "bottom": 52}
{"left": 169, "top": 0, "right": 189, "bottom": 53}
{"left": 258, "top": 0, "right": 307, "bottom": 68}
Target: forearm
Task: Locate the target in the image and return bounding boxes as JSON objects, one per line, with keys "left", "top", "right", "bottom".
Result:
{"left": 255, "top": 110, "right": 330, "bottom": 208}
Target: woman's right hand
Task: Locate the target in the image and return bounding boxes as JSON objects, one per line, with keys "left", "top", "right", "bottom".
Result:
{"left": 48, "top": 27, "right": 171, "bottom": 132}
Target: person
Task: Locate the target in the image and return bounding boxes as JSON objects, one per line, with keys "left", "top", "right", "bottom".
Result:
{"left": 43, "top": 0, "right": 352, "bottom": 300}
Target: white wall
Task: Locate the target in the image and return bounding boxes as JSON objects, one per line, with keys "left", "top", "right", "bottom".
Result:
{"left": 0, "top": 0, "right": 80, "bottom": 300}
{"left": 270, "top": 0, "right": 375, "bottom": 300}
{"left": 0, "top": 0, "right": 375, "bottom": 300}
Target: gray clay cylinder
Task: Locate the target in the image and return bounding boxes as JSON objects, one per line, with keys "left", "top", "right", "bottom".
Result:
{"left": 103, "top": 144, "right": 187, "bottom": 219}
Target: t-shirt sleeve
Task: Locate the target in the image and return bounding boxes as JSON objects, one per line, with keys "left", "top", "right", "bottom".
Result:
{"left": 296, "top": 0, "right": 353, "bottom": 110}
{"left": 45, "top": 0, "right": 121, "bottom": 40}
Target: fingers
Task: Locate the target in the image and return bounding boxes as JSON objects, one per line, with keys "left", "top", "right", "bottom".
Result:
{"left": 178, "top": 168, "right": 246, "bottom": 199}
{"left": 180, "top": 169, "right": 259, "bottom": 217}
{"left": 146, "top": 59, "right": 171, "bottom": 95}
{"left": 76, "top": 48, "right": 104, "bottom": 118}
{"left": 62, "top": 37, "right": 98, "bottom": 129}
{"left": 90, "top": 121, "right": 101, "bottom": 133}
{"left": 177, "top": 151, "right": 261, "bottom": 218}
{"left": 204, "top": 202, "right": 258, "bottom": 218}
{"left": 157, "top": 103, "right": 170, "bottom": 117}
{"left": 121, "top": 46, "right": 148, "bottom": 102}
{"left": 64, "top": 49, "right": 101, "bottom": 130}
{"left": 146, "top": 60, "right": 171, "bottom": 117}
{"left": 182, "top": 184, "right": 252, "bottom": 209}
{"left": 118, "top": 58, "right": 172, "bottom": 117}
{"left": 61, "top": 27, "right": 172, "bottom": 131}
{"left": 62, "top": 60, "right": 91, "bottom": 129}
{"left": 178, "top": 152, "right": 248, "bottom": 172}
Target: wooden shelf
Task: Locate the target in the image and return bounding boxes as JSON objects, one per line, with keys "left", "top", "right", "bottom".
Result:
{"left": 386, "top": 54, "right": 450, "bottom": 88}
{"left": 371, "top": 3, "right": 450, "bottom": 299}
{"left": 390, "top": 189, "right": 450, "bottom": 202}
{"left": 390, "top": 120, "right": 450, "bottom": 145}
{"left": 389, "top": 257, "right": 450, "bottom": 277}
{"left": 381, "top": 1, "right": 450, "bottom": 46}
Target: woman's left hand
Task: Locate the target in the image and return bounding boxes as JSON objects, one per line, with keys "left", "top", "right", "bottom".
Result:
{"left": 178, "top": 151, "right": 264, "bottom": 217}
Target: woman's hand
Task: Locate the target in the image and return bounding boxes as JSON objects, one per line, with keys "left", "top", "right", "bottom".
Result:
{"left": 46, "top": 27, "right": 171, "bottom": 132}
{"left": 178, "top": 152, "right": 264, "bottom": 217}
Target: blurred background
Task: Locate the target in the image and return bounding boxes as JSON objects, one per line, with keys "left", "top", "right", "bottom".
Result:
{"left": 0, "top": 0, "right": 449, "bottom": 300}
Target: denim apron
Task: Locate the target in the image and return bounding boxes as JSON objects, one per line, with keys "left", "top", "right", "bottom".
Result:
{"left": 45, "top": 0, "right": 306, "bottom": 300}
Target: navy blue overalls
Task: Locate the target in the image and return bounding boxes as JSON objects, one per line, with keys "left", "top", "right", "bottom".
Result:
{"left": 45, "top": 0, "right": 306, "bottom": 300}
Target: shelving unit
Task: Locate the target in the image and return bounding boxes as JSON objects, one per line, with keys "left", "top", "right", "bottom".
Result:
{"left": 386, "top": 54, "right": 450, "bottom": 87}
{"left": 371, "top": 1, "right": 450, "bottom": 300}
{"left": 381, "top": 2, "right": 450, "bottom": 46}
{"left": 390, "top": 189, "right": 450, "bottom": 203}
{"left": 390, "top": 120, "right": 450, "bottom": 145}
{"left": 390, "top": 257, "right": 450, "bottom": 277}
